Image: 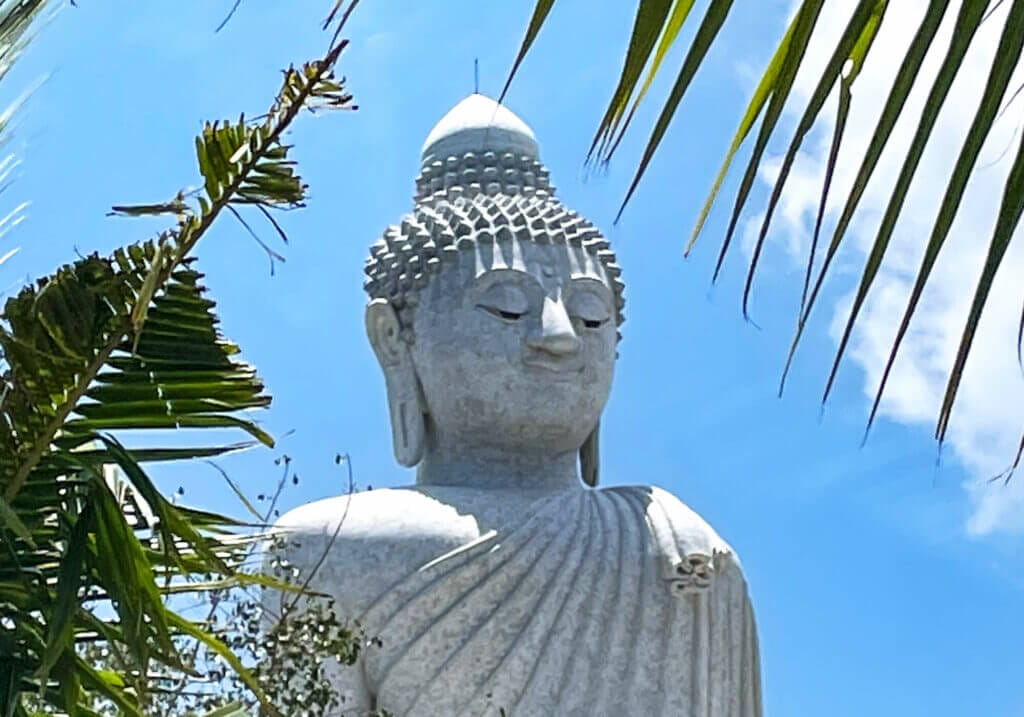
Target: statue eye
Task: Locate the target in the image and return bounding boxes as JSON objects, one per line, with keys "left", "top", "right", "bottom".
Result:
{"left": 480, "top": 305, "right": 526, "bottom": 321}
{"left": 567, "top": 289, "right": 611, "bottom": 330}
{"left": 476, "top": 282, "right": 530, "bottom": 322}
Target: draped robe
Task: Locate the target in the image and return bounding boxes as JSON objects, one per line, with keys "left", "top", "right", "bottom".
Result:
{"left": 275, "top": 484, "right": 762, "bottom": 717}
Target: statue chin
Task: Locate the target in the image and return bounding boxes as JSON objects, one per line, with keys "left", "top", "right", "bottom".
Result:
{"left": 268, "top": 94, "right": 763, "bottom": 717}
{"left": 421, "top": 400, "right": 602, "bottom": 455}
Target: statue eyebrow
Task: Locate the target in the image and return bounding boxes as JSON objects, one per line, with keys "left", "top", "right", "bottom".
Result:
{"left": 472, "top": 267, "right": 541, "bottom": 290}
{"left": 569, "top": 276, "right": 613, "bottom": 295}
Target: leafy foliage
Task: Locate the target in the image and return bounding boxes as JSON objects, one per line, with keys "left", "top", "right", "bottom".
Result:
{"left": 0, "top": 236, "right": 275, "bottom": 716}
{"left": 505, "top": 0, "right": 1024, "bottom": 473}
{"left": 64, "top": 456, "right": 367, "bottom": 717}
{"left": 0, "top": 2, "right": 360, "bottom": 713}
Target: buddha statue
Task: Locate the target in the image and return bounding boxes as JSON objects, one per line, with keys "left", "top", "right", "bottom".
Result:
{"left": 273, "top": 94, "right": 763, "bottom": 716}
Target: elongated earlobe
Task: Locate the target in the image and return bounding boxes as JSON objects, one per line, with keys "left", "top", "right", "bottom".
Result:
{"left": 388, "top": 381, "right": 426, "bottom": 467}
{"left": 579, "top": 422, "right": 600, "bottom": 487}
{"left": 366, "top": 299, "right": 426, "bottom": 467}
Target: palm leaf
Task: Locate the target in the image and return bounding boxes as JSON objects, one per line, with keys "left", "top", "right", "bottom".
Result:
{"left": 932, "top": 0, "right": 1024, "bottom": 442}
{"left": 0, "top": 258, "right": 268, "bottom": 709}
{"left": 715, "top": 0, "right": 825, "bottom": 281}
{"left": 820, "top": 0, "right": 992, "bottom": 405}
{"left": 744, "top": 0, "right": 886, "bottom": 319}
{"left": 0, "top": 5, "right": 361, "bottom": 712}
{"left": 616, "top": 0, "right": 735, "bottom": 222}
{"left": 687, "top": 6, "right": 804, "bottom": 255}
{"left": 861, "top": 0, "right": 1024, "bottom": 443}
{"left": 587, "top": 0, "right": 680, "bottom": 162}
{"left": 779, "top": 0, "right": 951, "bottom": 392}
{"left": 504, "top": 0, "right": 1024, "bottom": 463}
{"left": 498, "top": 0, "right": 556, "bottom": 103}
{"left": 935, "top": 61, "right": 1024, "bottom": 464}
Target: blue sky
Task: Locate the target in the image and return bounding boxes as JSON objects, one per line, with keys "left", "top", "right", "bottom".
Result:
{"left": 3, "top": 1, "right": 1023, "bottom": 715}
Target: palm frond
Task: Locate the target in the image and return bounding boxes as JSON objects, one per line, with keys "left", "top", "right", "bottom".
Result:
{"left": 505, "top": 0, "right": 1024, "bottom": 461}
{"left": 0, "top": 3, "right": 360, "bottom": 712}
{"left": 617, "top": 0, "right": 735, "bottom": 223}
{"left": 0, "top": 254, "right": 273, "bottom": 711}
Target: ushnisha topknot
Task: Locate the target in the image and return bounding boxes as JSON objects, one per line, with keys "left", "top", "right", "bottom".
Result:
{"left": 363, "top": 95, "right": 625, "bottom": 337}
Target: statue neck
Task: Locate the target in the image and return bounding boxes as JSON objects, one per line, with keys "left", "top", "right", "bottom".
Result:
{"left": 415, "top": 434, "right": 582, "bottom": 491}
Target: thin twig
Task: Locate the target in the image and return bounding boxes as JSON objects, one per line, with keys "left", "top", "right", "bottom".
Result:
{"left": 215, "top": 0, "right": 243, "bottom": 33}
{"left": 280, "top": 453, "right": 355, "bottom": 620}
{"left": 325, "top": 0, "right": 360, "bottom": 51}
{"left": 256, "top": 204, "right": 290, "bottom": 245}
{"left": 226, "top": 204, "right": 285, "bottom": 275}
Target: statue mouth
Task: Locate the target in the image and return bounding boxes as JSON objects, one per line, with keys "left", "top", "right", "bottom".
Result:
{"left": 522, "top": 358, "right": 586, "bottom": 377}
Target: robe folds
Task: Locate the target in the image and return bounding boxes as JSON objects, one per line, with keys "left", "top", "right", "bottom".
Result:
{"left": 278, "top": 485, "right": 763, "bottom": 717}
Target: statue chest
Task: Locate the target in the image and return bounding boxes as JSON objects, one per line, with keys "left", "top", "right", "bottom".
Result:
{"left": 319, "top": 486, "right": 761, "bottom": 716}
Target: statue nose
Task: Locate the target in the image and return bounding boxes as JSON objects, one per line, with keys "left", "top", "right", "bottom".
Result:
{"left": 528, "top": 298, "right": 581, "bottom": 356}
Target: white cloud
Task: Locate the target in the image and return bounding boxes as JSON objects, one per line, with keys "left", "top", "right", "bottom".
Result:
{"left": 751, "top": 1, "right": 1024, "bottom": 534}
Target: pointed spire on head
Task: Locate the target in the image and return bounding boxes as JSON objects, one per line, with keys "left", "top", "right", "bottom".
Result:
{"left": 421, "top": 94, "right": 540, "bottom": 166}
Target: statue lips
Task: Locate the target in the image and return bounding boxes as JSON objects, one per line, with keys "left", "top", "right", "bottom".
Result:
{"left": 521, "top": 355, "right": 586, "bottom": 378}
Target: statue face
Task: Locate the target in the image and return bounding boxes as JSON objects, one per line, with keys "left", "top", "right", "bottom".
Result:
{"left": 409, "top": 241, "right": 617, "bottom": 454}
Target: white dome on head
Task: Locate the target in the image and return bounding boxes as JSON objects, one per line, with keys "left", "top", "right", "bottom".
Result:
{"left": 420, "top": 94, "right": 539, "bottom": 164}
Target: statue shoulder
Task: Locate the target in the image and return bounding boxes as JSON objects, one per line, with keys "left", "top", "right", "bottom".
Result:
{"left": 601, "top": 484, "right": 745, "bottom": 576}
{"left": 269, "top": 488, "right": 486, "bottom": 609}
{"left": 275, "top": 487, "right": 471, "bottom": 537}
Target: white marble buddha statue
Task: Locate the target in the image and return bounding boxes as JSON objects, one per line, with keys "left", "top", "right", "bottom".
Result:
{"left": 274, "top": 94, "right": 762, "bottom": 716}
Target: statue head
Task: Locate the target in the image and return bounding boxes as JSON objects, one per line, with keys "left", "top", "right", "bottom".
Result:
{"left": 363, "top": 96, "right": 625, "bottom": 486}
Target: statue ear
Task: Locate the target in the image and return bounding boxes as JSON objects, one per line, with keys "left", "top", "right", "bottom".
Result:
{"left": 365, "top": 299, "right": 426, "bottom": 467}
{"left": 579, "top": 421, "right": 600, "bottom": 487}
